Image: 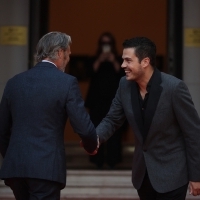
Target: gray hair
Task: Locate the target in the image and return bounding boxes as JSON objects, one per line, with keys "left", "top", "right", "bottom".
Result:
{"left": 35, "top": 32, "right": 72, "bottom": 63}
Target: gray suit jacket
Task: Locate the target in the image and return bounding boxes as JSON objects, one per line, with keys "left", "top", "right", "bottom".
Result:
{"left": 0, "top": 62, "right": 97, "bottom": 188}
{"left": 96, "top": 69, "right": 200, "bottom": 192}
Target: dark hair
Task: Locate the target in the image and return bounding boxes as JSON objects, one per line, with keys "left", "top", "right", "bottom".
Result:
{"left": 35, "top": 32, "right": 71, "bottom": 63}
{"left": 96, "top": 32, "right": 118, "bottom": 57}
{"left": 122, "top": 37, "right": 156, "bottom": 67}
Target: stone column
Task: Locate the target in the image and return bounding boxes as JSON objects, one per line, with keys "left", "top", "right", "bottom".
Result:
{"left": 0, "top": 0, "right": 29, "bottom": 98}
{"left": 0, "top": 0, "right": 29, "bottom": 166}
{"left": 183, "top": 0, "right": 200, "bottom": 115}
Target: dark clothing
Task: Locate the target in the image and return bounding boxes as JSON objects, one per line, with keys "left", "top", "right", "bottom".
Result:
{"left": 137, "top": 70, "right": 154, "bottom": 140}
{"left": 97, "top": 68, "right": 200, "bottom": 192}
{"left": 5, "top": 178, "right": 61, "bottom": 200}
{"left": 86, "top": 60, "right": 123, "bottom": 124}
{"left": 137, "top": 172, "right": 188, "bottom": 200}
{"left": 85, "top": 58, "right": 126, "bottom": 168}
{"left": 0, "top": 62, "right": 97, "bottom": 190}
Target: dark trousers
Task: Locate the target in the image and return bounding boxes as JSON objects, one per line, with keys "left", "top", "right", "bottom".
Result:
{"left": 5, "top": 178, "right": 61, "bottom": 200}
{"left": 137, "top": 172, "right": 188, "bottom": 200}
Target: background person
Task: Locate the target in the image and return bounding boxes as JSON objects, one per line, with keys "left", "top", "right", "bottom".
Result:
{"left": 95, "top": 37, "right": 200, "bottom": 199}
{"left": 85, "top": 32, "right": 127, "bottom": 169}
{"left": 0, "top": 32, "right": 98, "bottom": 200}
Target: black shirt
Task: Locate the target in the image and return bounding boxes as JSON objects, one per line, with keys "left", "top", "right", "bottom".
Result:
{"left": 137, "top": 71, "right": 155, "bottom": 125}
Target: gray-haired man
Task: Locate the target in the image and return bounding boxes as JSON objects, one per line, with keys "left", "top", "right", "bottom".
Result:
{"left": 0, "top": 32, "right": 98, "bottom": 200}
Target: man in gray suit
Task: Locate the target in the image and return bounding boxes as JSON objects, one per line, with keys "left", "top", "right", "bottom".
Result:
{"left": 0, "top": 32, "right": 98, "bottom": 200}
{"left": 95, "top": 37, "right": 200, "bottom": 199}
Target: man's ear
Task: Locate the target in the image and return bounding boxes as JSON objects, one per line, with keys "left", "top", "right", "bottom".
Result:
{"left": 57, "top": 49, "right": 62, "bottom": 58}
{"left": 141, "top": 57, "right": 150, "bottom": 68}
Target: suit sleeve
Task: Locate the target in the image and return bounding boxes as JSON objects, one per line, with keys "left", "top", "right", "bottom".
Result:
{"left": 0, "top": 85, "right": 12, "bottom": 158}
{"left": 172, "top": 81, "right": 200, "bottom": 181}
{"left": 65, "top": 78, "right": 97, "bottom": 153}
{"left": 96, "top": 78, "right": 126, "bottom": 143}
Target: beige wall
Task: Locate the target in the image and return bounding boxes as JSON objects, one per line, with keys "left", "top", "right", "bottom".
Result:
{"left": 49, "top": 0, "right": 167, "bottom": 142}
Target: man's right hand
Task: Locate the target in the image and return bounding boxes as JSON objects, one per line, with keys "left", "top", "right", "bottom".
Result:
{"left": 189, "top": 181, "right": 200, "bottom": 196}
{"left": 80, "top": 135, "right": 99, "bottom": 155}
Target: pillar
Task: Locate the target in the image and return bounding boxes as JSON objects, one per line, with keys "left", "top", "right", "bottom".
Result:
{"left": 0, "top": 0, "right": 29, "bottom": 166}
{"left": 0, "top": 0, "right": 29, "bottom": 97}
{"left": 183, "top": 0, "right": 200, "bottom": 115}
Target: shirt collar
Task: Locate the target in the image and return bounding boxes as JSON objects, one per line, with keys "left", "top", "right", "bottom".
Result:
{"left": 42, "top": 60, "right": 57, "bottom": 68}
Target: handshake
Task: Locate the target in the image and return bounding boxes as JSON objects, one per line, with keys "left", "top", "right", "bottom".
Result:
{"left": 80, "top": 135, "right": 100, "bottom": 155}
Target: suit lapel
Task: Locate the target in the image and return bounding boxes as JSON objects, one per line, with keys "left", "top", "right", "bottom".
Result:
{"left": 131, "top": 81, "right": 144, "bottom": 143}
{"left": 144, "top": 69, "right": 163, "bottom": 140}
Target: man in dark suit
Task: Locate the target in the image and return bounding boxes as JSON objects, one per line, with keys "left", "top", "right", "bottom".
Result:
{"left": 0, "top": 32, "right": 98, "bottom": 200}
{"left": 95, "top": 37, "right": 200, "bottom": 199}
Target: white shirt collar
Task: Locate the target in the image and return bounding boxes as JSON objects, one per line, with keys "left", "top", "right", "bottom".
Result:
{"left": 42, "top": 60, "right": 57, "bottom": 68}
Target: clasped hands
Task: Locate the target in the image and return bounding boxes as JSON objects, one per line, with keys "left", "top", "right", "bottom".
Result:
{"left": 80, "top": 135, "right": 99, "bottom": 155}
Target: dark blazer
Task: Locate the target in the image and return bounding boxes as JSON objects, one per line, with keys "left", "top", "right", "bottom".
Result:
{"left": 96, "top": 69, "right": 200, "bottom": 192}
{"left": 0, "top": 62, "right": 97, "bottom": 188}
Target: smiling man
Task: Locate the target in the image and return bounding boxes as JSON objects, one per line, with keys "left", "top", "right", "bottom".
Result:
{"left": 95, "top": 37, "right": 200, "bottom": 199}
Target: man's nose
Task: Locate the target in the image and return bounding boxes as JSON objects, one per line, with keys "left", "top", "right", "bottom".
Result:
{"left": 121, "top": 61, "right": 125, "bottom": 68}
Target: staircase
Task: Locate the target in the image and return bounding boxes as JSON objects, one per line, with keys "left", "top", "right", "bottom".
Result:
{"left": 61, "top": 170, "right": 138, "bottom": 200}
{"left": 0, "top": 170, "right": 198, "bottom": 200}
{"left": 0, "top": 170, "right": 138, "bottom": 200}
{"left": 0, "top": 143, "right": 198, "bottom": 199}
{"left": 0, "top": 143, "right": 137, "bottom": 200}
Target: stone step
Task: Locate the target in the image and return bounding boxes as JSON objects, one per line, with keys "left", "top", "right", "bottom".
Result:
{"left": 0, "top": 170, "right": 198, "bottom": 200}
{"left": 0, "top": 170, "right": 138, "bottom": 200}
{"left": 62, "top": 170, "right": 137, "bottom": 199}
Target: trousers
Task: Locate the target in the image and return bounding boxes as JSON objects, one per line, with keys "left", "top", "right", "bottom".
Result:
{"left": 5, "top": 177, "right": 61, "bottom": 200}
{"left": 137, "top": 172, "right": 188, "bottom": 200}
